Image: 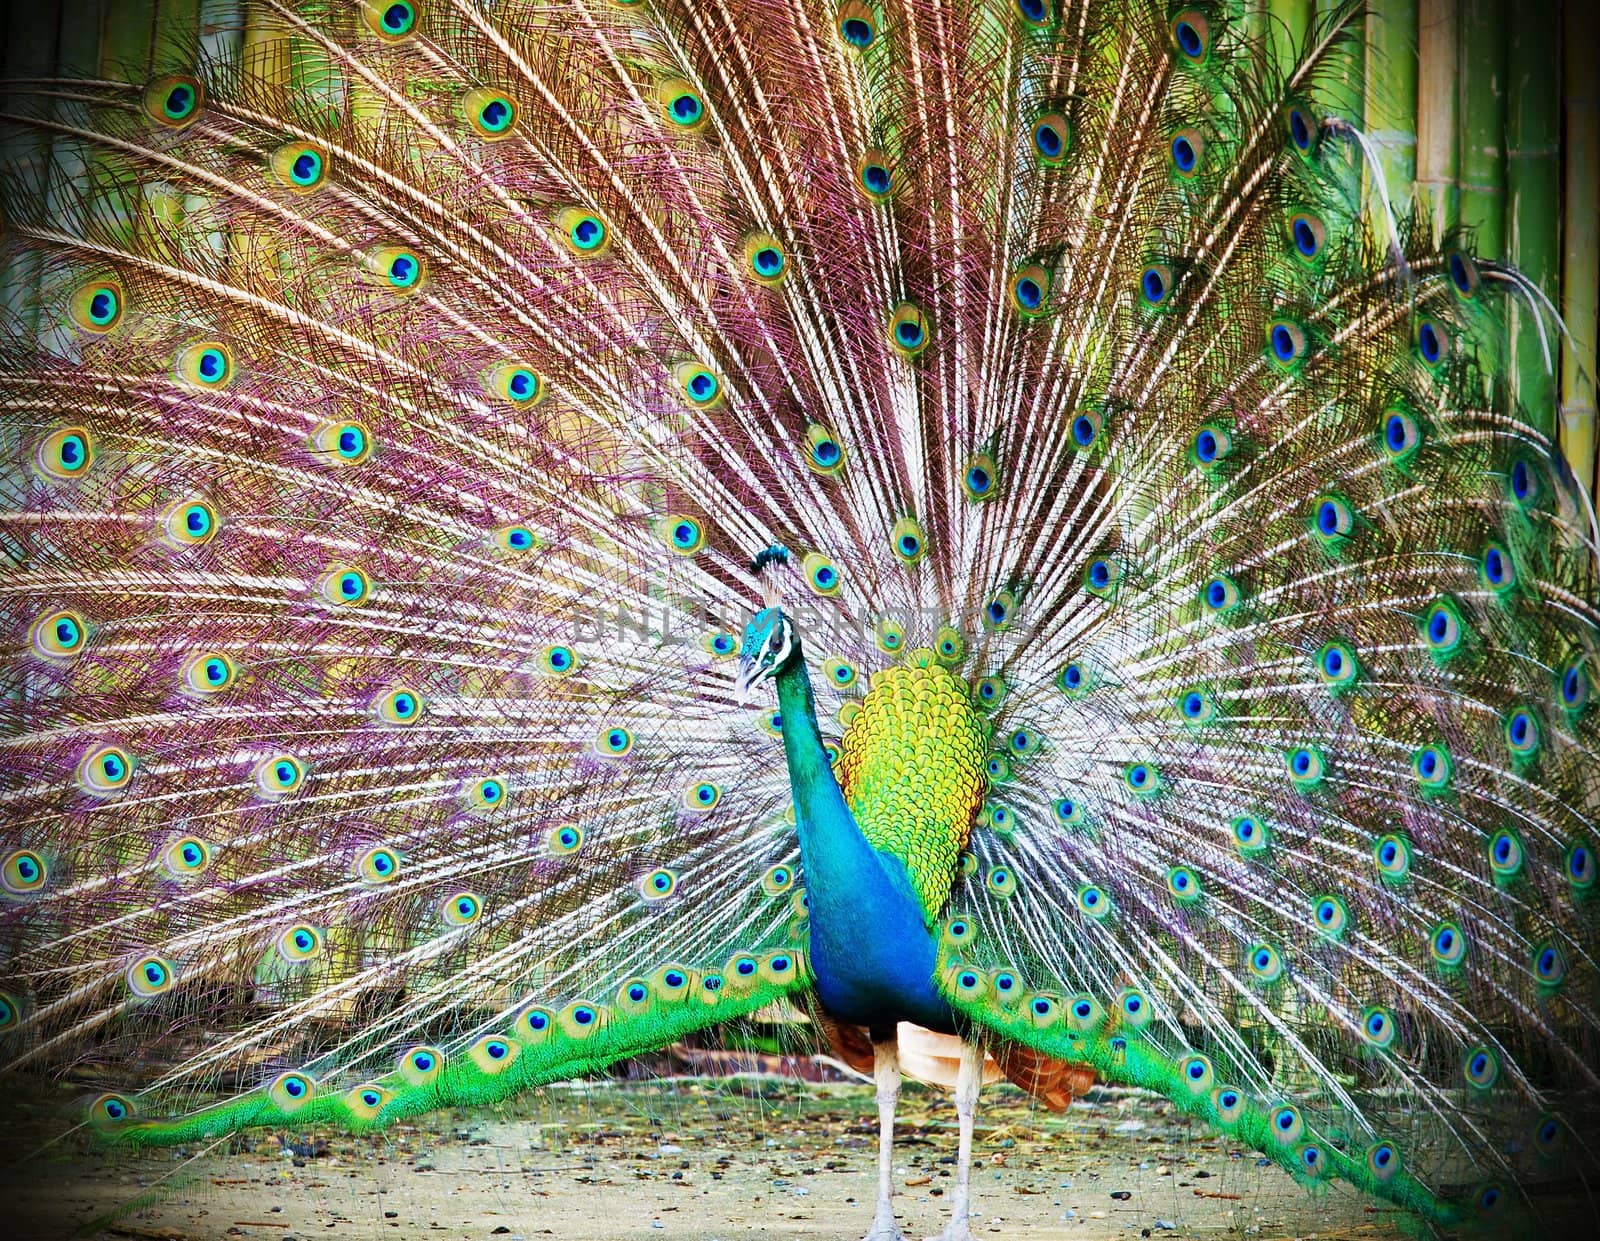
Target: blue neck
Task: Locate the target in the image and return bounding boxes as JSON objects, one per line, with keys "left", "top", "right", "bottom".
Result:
{"left": 773, "top": 652, "right": 954, "bottom": 1033}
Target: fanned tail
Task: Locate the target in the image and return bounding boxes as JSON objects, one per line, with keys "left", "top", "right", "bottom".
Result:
{"left": 1, "top": 1, "right": 1597, "bottom": 1230}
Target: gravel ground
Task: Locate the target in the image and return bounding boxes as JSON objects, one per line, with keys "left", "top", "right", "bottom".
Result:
{"left": 4, "top": 1076, "right": 1428, "bottom": 1241}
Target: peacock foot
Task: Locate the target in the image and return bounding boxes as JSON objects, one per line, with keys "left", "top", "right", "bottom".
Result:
{"left": 923, "top": 1222, "right": 977, "bottom": 1241}
{"left": 861, "top": 1207, "right": 907, "bottom": 1241}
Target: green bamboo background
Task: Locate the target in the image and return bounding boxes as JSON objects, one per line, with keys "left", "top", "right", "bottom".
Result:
{"left": 5, "top": 0, "right": 1598, "bottom": 496}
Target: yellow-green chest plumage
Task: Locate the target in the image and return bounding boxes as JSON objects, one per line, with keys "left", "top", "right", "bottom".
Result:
{"left": 835, "top": 653, "right": 990, "bottom": 921}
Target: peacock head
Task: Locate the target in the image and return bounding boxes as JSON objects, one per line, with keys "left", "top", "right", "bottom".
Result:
{"left": 735, "top": 545, "right": 799, "bottom": 703}
{"left": 736, "top": 607, "right": 797, "bottom": 702}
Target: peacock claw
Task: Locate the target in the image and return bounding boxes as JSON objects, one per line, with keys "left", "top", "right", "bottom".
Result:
{"left": 924, "top": 1226, "right": 978, "bottom": 1241}
{"left": 860, "top": 1221, "right": 907, "bottom": 1241}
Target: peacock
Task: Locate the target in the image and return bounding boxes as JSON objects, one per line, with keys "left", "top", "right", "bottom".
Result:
{"left": 1, "top": 1, "right": 1597, "bottom": 1237}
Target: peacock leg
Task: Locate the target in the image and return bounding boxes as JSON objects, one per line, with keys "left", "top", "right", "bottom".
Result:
{"left": 862, "top": 1033, "right": 908, "bottom": 1241}
{"left": 927, "top": 1039, "right": 984, "bottom": 1241}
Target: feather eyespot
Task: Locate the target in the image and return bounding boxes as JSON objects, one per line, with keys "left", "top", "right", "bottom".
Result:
{"left": 70, "top": 279, "right": 125, "bottom": 333}
{"left": 37, "top": 426, "right": 94, "bottom": 480}
{"left": 596, "top": 726, "right": 634, "bottom": 757}
{"left": 1566, "top": 842, "right": 1596, "bottom": 891}
{"left": 802, "top": 551, "right": 842, "bottom": 596}
{"left": 1, "top": 849, "right": 47, "bottom": 896}
{"left": 441, "top": 892, "right": 482, "bottom": 926}
{"left": 464, "top": 774, "right": 499, "bottom": 815}
{"left": 1139, "top": 263, "right": 1173, "bottom": 306}
{"left": 684, "top": 781, "right": 722, "bottom": 812}
{"left": 1372, "top": 834, "right": 1411, "bottom": 881}
{"left": 1360, "top": 1006, "right": 1397, "bottom": 1049}
{"left": 356, "top": 846, "right": 401, "bottom": 884}
{"left": 319, "top": 565, "right": 371, "bottom": 607}
{"left": 1011, "top": 264, "right": 1050, "bottom": 316}
{"left": 1179, "top": 1054, "right": 1213, "bottom": 1093}
{"left": 80, "top": 745, "right": 134, "bottom": 795}
{"left": 164, "top": 836, "right": 212, "bottom": 878}
{"left": 888, "top": 301, "right": 930, "bottom": 355}
{"left": 1014, "top": 0, "right": 1052, "bottom": 28}
{"left": 365, "top": 246, "right": 425, "bottom": 292}
{"left": 363, "top": 1, "right": 419, "bottom": 40}
{"left": 469, "top": 1035, "right": 520, "bottom": 1074}
{"left": 313, "top": 419, "right": 373, "bottom": 465}
{"left": 963, "top": 453, "right": 998, "bottom": 500}
{"left": 1170, "top": 10, "right": 1209, "bottom": 61}
{"left": 1247, "top": 943, "right": 1284, "bottom": 984}
{"left": 1463, "top": 1046, "right": 1498, "bottom": 1089}
{"left": 271, "top": 142, "right": 330, "bottom": 192}
{"left": 90, "top": 1094, "right": 134, "bottom": 1128}
{"left": 1231, "top": 815, "right": 1269, "bottom": 854}
{"left": 1117, "top": 988, "right": 1153, "bottom": 1029}
{"left": 743, "top": 233, "right": 788, "bottom": 286}
{"left": 1488, "top": 829, "right": 1524, "bottom": 879}
{"left": 276, "top": 924, "right": 324, "bottom": 963}
{"left": 855, "top": 150, "right": 895, "bottom": 201}
{"left": 1430, "top": 920, "right": 1467, "bottom": 967}
{"left": 32, "top": 609, "right": 87, "bottom": 659}
{"left": 674, "top": 363, "right": 724, "bottom": 410}
{"left": 399, "top": 1046, "right": 445, "bottom": 1086}
{"left": 375, "top": 686, "right": 423, "bottom": 725}
{"left": 1266, "top": 319, "right": 1308, "bottom": 366}
{"left": 345, "top": 1084, "right": 391, "bottom": 1121}
{"left": 126, "top": 954, "right": 177, "bottom": 997}
{"left": 557, "top": 207, "right": 611, "bottom": 257}
{"left": 268, "top": 1072, "right": 315, "bottom": 1112}
{"left": 1269, "top": 1105, "right": 1303, "bottom": 1143}
{"left": 974, "top": 675, "right": 1007, "bottom": 706}
{"left": 1052, "top": 796, "right": 1085, "bottom": 827}
{"left": 891, "top": 516, "right": 927, "bottom": 564}
{"left": 836, "top": 3, "right": 879, "bottom": 48}
{"left": 1505, "top": 708, "right": 1540, "bottom": 759}
{"left": 144, "top": 75, "right": 203, "bottom": 127}
{"left": 1416, "top": 319, "right": 1449, "bottom": 367}
{"left": 1166, "top": 866, "right": 1201, "bottom": 904}
{"left": 1211, "top": 1087, "right": 1244, "bottom": 1123}
{"left": 659, "top": 79, "right": 707, "bottom": 130}
{"left": 465, "top": 89, "right": 517, "bottom": 139}
{"left": 803, "top": 423, "right": 846, "bottom": 475}
{"left": 1533, "top": 942, "right": 1566, "bottom": 987}
{"left": 1032, "top": 111, "right": 1070, "bottom": 165}
{"left": 1192, "top": 423, "right": 1232, "bottom": 466}
{"left": 1447, "top": 250, "right": 1481, "bottom": 297}
{"left": 1366, "top": 1142, "right": 1402, "bottom": 1181}
{"left": 541, "top": 645, "right": 578, "bottom": 676}
{"left": 487, "top": 363, "right": 545, "bottom": 408}
{"left": 1169, "top": 129, "right": 1204, "bottom": 177}
{"left": 176, "top": 342, "right": 235, "bottom": 389}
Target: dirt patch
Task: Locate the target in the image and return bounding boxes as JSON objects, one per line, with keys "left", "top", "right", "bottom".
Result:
{"left": 4, "top": 1079, "right": 1423, "bottom": 1240}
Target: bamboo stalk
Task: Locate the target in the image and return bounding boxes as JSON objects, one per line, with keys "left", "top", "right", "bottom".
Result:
{"left": 1457, "top": 0, "right": 1506, "bottom": 257}
{"left": 1504, "top": 2, "right": 1561, "bottom": 437}
{"left": 154, "top": 0, "right": 202, "bottom": 68}
{"left": 1362, "top": 0, "right": 1416, "bottom": 251}
{"left": 1414, "top": 0, "right": 1457, "bottom": 241}
{"left": 1268, "top": 0, "right": 1312, "bottom": 79}
{"left": 1, "top": 0, "right": 66, "bottom": 334}
{"left": 1315, "top": 0, "right": 1364, "bottom": 127}
{"left": 1561, "top": 0, "right": 1598, "bottom": 492}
